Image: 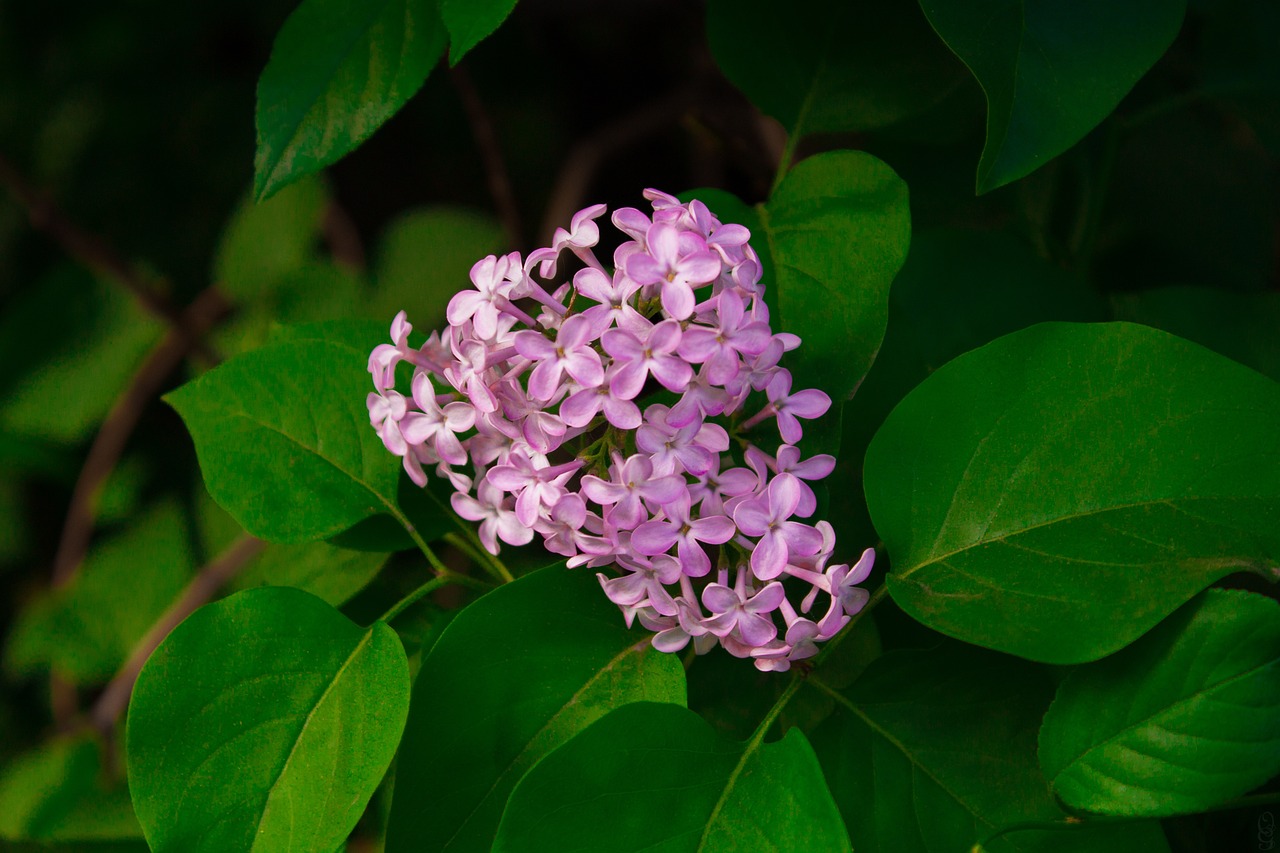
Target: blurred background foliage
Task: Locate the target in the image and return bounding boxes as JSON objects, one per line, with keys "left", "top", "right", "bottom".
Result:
{"left": 0, "top": 0, "right": 1275, "bottom": 850}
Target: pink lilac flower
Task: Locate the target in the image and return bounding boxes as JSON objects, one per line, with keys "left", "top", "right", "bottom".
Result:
{"left": 366, "top": 190, "right": 873, "bottom": 670}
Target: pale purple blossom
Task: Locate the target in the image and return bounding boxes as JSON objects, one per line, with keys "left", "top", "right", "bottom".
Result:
{"left": 366, "top": 190, "right": 872, "bottom": 669}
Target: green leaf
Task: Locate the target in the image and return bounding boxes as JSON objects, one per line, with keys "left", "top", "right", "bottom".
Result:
{"left": 254, "top": 0, "right": 447, "bottom": 201}
{"left": 0, "top": 265, "right": 163, "bottom": 445}
{"left": 864, "top": 321, "right": 1280, "bottom": 664}
{"left": 1040, "top": 589, "right": 1280, "bottom": 816}
{"left": 385, "top": 565, "right": 686, "bottom": 853}
{"left": 371, "top": 207, "right": 505, "bottom": 327}
{"left": 167, "top": 339, "right": 402, "bottom": 543}
{"left": 212, "top": 175, "right": 328, "bottom": 300}
{"left": 1111, "top": 286, "right": 1280, "bottom": 381}
{"left": 919, "top": 0, "right": 1186, "bottom": 192}
{"left": 214, "top": 262, "right": 368, "bottom": 358}
{"left": 494, "top": 701, "right": 849, "bottom": 853}
{"left": 245, "top": 540, "right": 389, "bottom": 606}
{"left": 830, "top": 228, "right": 1106, "bottom": 547}
{"left": 707, "top": 0, "right": 965, "bottom": 137}
{"left": 126, "top": 587, "right": 409, "bottom": 853}
{"left": 760, "top": 151, "right": 911, "bottom": 403}
{"left": 810, "top": 644, "right": 1170, "bottom": 853}
{"left": 5, "top": 503, "right": 194, "bottom": 684}
{"left": 442, "top": 0, "right": 518, "bottom": 64}
{"left": 0, "top": 738, "right": 140, "bottom": 842}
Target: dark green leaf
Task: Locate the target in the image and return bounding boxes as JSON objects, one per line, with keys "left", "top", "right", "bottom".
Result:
{"left": 919, "top": 0, "right": 1186, "bottom": 191}
{"left": 167, "top": 339, "right": 401, "bottom": 543}
{"left": 1040, "top": 589, "right": 1280, "bottom": 816}
{"left": 214, "top": 262, "right": 368, "bottom": 358}
{"left": 831, "top": 228, "right": 1106, "bottom": 548}
{"left": 442, "top": 0, "right": 518, "bottom": 65}
{"left": 708, "top": 0, "right": 965, "bottom": 137}
{"left": 127, "top": 587, "right": 409, "bottom": 853}
{"left": 494, "top": 701, "right": 849, "bottom": 853}
{"left": 371, "top": 207, "right": 505, "bottom": 327}
{"left": 762, "top": 151, "right": 912, "bottom": 403}
{"left": 244, "top": 540, "right": 388, "bottom": 606}
{"left": 385, "top": 565, "right": 686, "bottom": 853}
{"left": 865, "top": 322, "right": 1280, "bottom": 663}
{"left": 1111, "top": 286, "right": 1280, "bottom": 381}
{"left": 254, "top": 0, "right": 447, "bottom": 200}
{"left": 0, "top": 738, "right": 140, "bottom": 842}
{"left": 810, "top": 643, "right": 1170, "bottom": 853}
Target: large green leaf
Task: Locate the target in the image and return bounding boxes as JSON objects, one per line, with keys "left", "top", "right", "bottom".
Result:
{"left": 4, "top": 503, "right": 193, "bottom": 684}
{"left": 385, "top": 565, "right": 686, "bottom": 853}
{"left": 831, "top": 228, "right": 1106, "bottom": 548}
{"left": 167, "top": 339, "right": 402, "bottom": 543}
{"left": 756, "top": 151, "right": 911, "bottom": 404}
{"left": 494, "top": 701, "right": 848, "bottom": 853}
{"left": 1040, "top": 589, "right": 1280, "bottom": 816}
{"left": 0, "top": 738, "right": 140, "bottom": 843}
{"left": 864, "top": 322, "right": 1280, "bottom": 663}
{"left": 809, "top": 644, "right": 1170, "bottom": 853}
{"left": 442, "top": 0, "right": 518, "bottom": 64}
{"left": 1111, "top": 286, "right": 1280, "bottom": 382}
{"left": 254, "top": 0, "right": 447, "bottom": 201}
{"left": 126, "top": 587, "right": 409, "bottom": 853}
{"left": 707, "top": 0, "right": 965, "bottom": 138}
{"left": 919, "top": 0, "right": 1186, "bottom": 192}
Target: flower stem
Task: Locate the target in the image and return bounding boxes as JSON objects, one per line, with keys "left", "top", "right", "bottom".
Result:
{"left": 445, "top": 531, "right": 515, "bottom": 583}
{"left": 378, "top": 572, "right": 487, "bottom": 624}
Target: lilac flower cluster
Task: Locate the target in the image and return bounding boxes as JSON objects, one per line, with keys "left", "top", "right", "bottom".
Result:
{"left": 367, "top": 190, "right": 873, "bottom": 671}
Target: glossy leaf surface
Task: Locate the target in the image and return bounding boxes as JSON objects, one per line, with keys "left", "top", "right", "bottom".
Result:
{"left": 385, "top": 565, "right": 686, "bottom": 853}
{"left": 127, "top": 587, "right": 409, "bottom": 853}
{"left": 1040, "top": 589, "right": 1280, "bottom": 816}
{"left": 865, "top": 322, "right": 1280, "bottom": 663}
{"left": 762, "top": 151, "right": 911, "bottom": 402}
{"left": 167, "top": 339, "right": 401, "bottom": 543}
{"left": 919, "top": 0, "right": 1186, "bottom": 191}
{"left": 254, "top": 0, "right": 446, "bottom": 200}
{"left": 494, "top": 701, "right": 849, "bottom": 853}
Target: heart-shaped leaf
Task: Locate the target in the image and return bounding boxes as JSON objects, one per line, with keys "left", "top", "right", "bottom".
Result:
{"left": 493, "top": 701, "right": 849, "bottom": 853}
{"left": 126, "top": 587, "right": 410, "bottom": 853}
{"left": 167, "top": 339, "right": 401, "bottom": 543}
{"left": 385, "top": 564, "right": 686, "bottom": 853}
{"left": 1040, "top": 588, "right": 1280, "bottom": 816}
{"left": 865, "top": 321, "right": 1280, "bottom": 663}
{"left": 254, "top": 0, "right": 447, "bottom": 200}
{"left": 919, "top": 0, "right": 1186, "bottom": 191}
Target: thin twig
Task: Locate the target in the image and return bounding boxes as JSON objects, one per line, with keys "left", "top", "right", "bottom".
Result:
{"left": 50, "top": 285, "right": 230, "bottom": 589}
{"left": 322, "top": 200, "right": 366, "bottom": 271}
{"left": 89, "top": 535, "right": 266, "bottom": 733}
{"left": 540, "top": 89, "right": 697, "bottom": 245}
{"left": 449, "top": 63, "right": 525, "bottom": 251}
{"left": 0, "top": 152, "right": 218, "bottom": 361}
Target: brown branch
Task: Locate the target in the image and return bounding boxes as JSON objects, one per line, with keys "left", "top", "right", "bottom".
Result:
{"left": 540, "top": 89, "right": 697, "bottom": 244}
{"left": 50, "top": 285, "right": 230, "bottom": 589}
{"left": 322, "top": 200, "right": 366, "bottom": 271}
{"left": 0, "top": 152, "right": 218, "bottom": 361}
{"left": 89, "top": 534, "right": 266, "bottom": 733}
{"left": 449, "top": 63, "right": 525, "bottom": 251}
